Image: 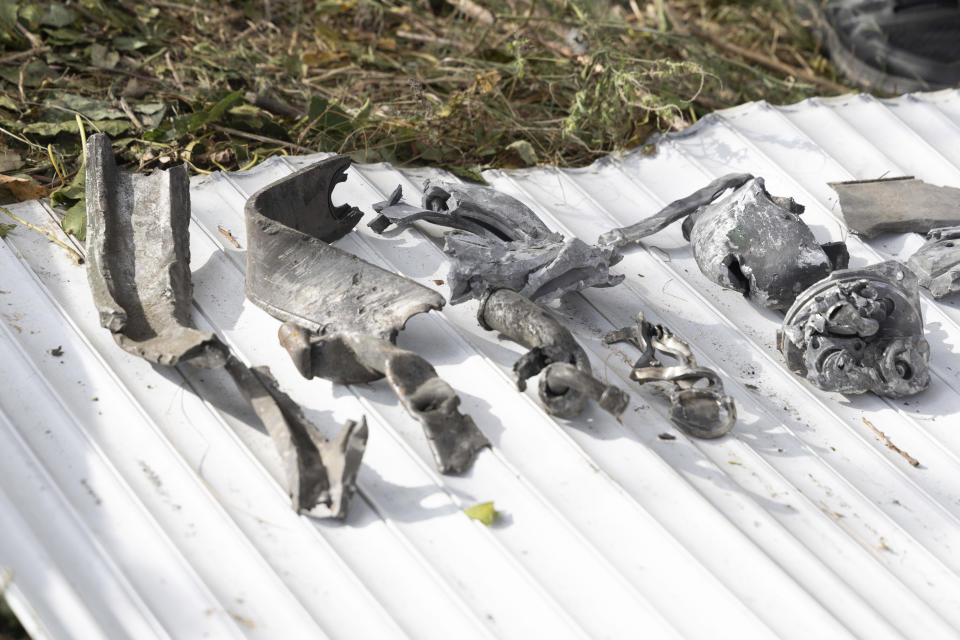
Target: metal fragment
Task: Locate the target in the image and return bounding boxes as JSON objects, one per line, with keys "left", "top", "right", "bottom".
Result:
{"left": 278, "top": 324, "right": 489, "bottom": 472}
{"left": 778, "top": 261, "right": 931, "bottom": 398}
{"left": 602, "top": 175, "right": 848, "bottom": 311}
{"left": 604, "top": 313, "right": 736, "bottom": 438}
{"left": 830, "top": 177, "right": 960, "bottom": 238}
{"left": 245, "top": 157, "right": 443, "bottom": 340}
{"left": 906, "top": 226, "right": 960, "bottom": 298}
{"left": 245, "top": 158, "right": 488, "bottom": 473}
{"left": 477, "top": 288, "right": 629, "bottom": 418}
{"left": 85, "top": 133, "right": 366, "bottom": 517}
{"left": 370, "top": 182, "right": 624, "bottom": 304}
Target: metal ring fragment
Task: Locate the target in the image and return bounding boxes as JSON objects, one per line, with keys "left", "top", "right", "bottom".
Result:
{"left": 604, "top": 313, "right": 736, "bottom": 438}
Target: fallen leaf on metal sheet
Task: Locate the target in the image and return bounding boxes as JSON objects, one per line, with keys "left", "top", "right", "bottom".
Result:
{"left": 464, "top": 501, "right": 499, "bottom": 526}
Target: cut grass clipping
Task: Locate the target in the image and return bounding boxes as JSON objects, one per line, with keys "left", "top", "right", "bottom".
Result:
{"left": 0, "top": 0, "right": 850, "bottom": 244}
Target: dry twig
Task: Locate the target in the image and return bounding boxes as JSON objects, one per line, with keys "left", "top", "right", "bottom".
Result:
{"left": 862, "top": 417, "right": 920, "bottom": 468}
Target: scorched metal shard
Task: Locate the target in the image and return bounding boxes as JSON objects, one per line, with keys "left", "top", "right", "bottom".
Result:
{"left": 85, "top": 133, "right": 366, "bottom": 517}
{"left": 370, "top": 181, "right": 624, "bottom": 305}
{"left": 244, "top": 157, "right": 489, "bottom": 473}
{"left": 601, "top": 174, "right": 849, "bottom": 311}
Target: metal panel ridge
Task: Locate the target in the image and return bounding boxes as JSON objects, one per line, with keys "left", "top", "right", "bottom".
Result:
{"left": 1, "top": 89, "right": 959, "bottom": 639}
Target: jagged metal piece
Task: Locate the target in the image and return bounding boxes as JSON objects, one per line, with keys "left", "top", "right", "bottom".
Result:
{"left": 278, "top": 324, "right": 489, "bottom": 472}
{"left": 778, "top": 261, "right": 930, "bottom": 398}
{"left": 245, "top": 158, "right": 488, "bottom": 473}
{"left": 370, "top": 182, "right": 624, "bottom": 305}
{"left": 601, "top": 175, "right": 848, "bottom": 311}
{"left": 477, "top": 288, "right": 629, "bottom": 418}
{"left": 245, "top": 157, "right": 442, "bottom": 340}
{"left": 830, "top": 177, "right": 960, "bottom": 238}
{"left": 85, "top": 133, "right": 365, "bottom": 517}
{"left": 604, "top": 313, "right": 736, "bottom": 438}
{"left": 598, "top": 173, "right": 754, "bottom": 249}
{"left": 906, "top": 226, "right": 960, "bottom": 298}
{"left": 224, "top": 357, "right": 367, "bottom": 518}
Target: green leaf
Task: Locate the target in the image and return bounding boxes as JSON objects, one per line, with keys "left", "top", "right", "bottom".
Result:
{"left": 186, "top": 90, "right": 243, "bottom": 133}
{"left": 0, "top": 222, "right": 14, "bottom": 238}
{"left": 45, "top": 95, "right": 125, "bottom": 121}
{"left": 90, "top": 43, "right": 120, "bottom": 69}
{"left": 0, "top": 60, "right": 55, "bottom": 87}
{"left": 113, "top": 36, "right": 148, "bottom": 51}
{"left": 0, "top": 2, "right": 17, "bottom": 30}
{"left": 505, "top": 140, "right": 538, "bottom": 166}
{"left": 39, "top": 3, "right": 77, "bottom": 27}
{"left": 463, "top": 501, "right": 498, "bottom": 526}
{"left": 61, "top": 196, "right": 86, "bottom": 242}
{"left": 0, "top": 94, "right": 17, "bottom": 112}
{"left": 23, "top": 119, "right": 131, "bottom": 137}
{"left": 307, "top": 96, "right": 352, "bottom": 134}
{"left": 42, "top": 27, "right": 87, "bottom": 45}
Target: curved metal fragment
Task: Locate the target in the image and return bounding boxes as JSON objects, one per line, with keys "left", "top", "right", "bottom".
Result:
{"left": 245, "top": 157, "right": 444, "bottom": 340}
{"left": 279, "top": 324, "right": 489, "bottom": 472}
{"left": 85, "top": 133, "right": 365, "bottom": 517}
{"left": 86, "top": 132, "right": 226, "bottom": 368}
{"left": 906, "top": 226, "right": 960, "bottom": 298}
{"left": 604, "top": 313, "right": 736, "bottom": 438}
{"left": 778, "top": 261, "right": 931, "bottom": 398}
{"left": 600, "top": 175, "right": 849, "bottom": 311}
{"left": 477, "top": 288, "right": 629, "bottom": 418}
{"left": 224, "top": 357, "right": 367, "bottom": 517}
{"left": 370, "top": 182, "right": 624, "bottom": 305}
{"left": 598, "top": 173, "right": 754, "bottom": 249}
{"left": 245, "top": 158, "right": 486, "bottom": 474}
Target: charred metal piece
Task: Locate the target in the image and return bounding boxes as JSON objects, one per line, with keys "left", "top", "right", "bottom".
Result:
{"left": 600, "top": 175, "right": 849, "bottom": 311}
{"left": 604, "top": 314, "right": 736, "bottom": 438}
{"left": 778, "top": 261, "right": 930, "bottom": 398}
{"left": 278, "top": 324, "right": 488, "bottom": 472}
{"left": 477, "top": 288, "right": 629, "bottom": 418}
{"left": 85, "top": 133, "right": 366, "bottom": 517}
{"left": 245, "top": 158, "right": 489, "bottom": 472}
{"left": 830, "top": 177, "right": 960, "bottom": 238}
{"left": 370, "top": 182, "right": 624, "bottom": 304}
{"left": 906, "top": 226, "right": 960, "bottom": 298}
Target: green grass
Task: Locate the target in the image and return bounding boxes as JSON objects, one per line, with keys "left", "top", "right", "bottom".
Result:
{"left": 0, "top": 0, "right": 851, "bottom": 238}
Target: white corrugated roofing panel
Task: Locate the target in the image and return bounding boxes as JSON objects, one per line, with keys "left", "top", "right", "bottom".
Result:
{"left": 2, "top": 89, "right": 960, "bottom": 639}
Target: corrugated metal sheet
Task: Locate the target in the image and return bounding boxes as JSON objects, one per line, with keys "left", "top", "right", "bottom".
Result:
{"left": 2, "top": 89, "right": 960, "bottom": 639}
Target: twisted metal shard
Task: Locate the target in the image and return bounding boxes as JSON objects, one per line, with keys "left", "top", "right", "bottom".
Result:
{"left": 370, "top": 181, "right": 624, "bottom": 305}
{"left": 906, "top": 226, "right": 960, "bottom": 299}
{"left": 245, "top": 157, "right": 489, "bottom": 473}
{"left": 85, "top": 133, "right": 366, "bottom": 517}
{"left": 601, "top": 174, "right": 849, "bottom": 311}
{"left": 777, "top": 261, "right": 931, "bottom": 398}
{"left": 604, "top": 313, "right": 736, "bottom": 438}
{"left": 477, "top": 288, "right": 629, "bottom": 418}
